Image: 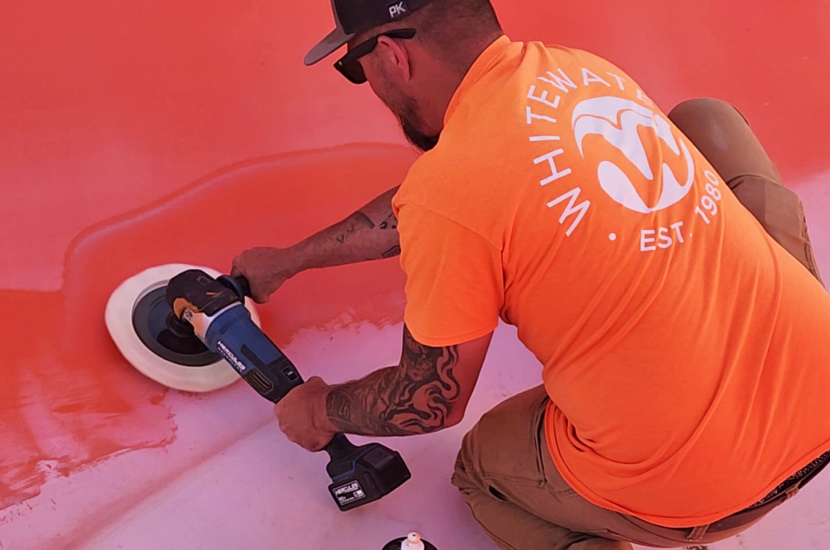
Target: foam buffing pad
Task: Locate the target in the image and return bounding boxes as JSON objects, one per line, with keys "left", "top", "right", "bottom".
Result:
{"left": 106, "top": 263, "right": 262, "bottom": 392}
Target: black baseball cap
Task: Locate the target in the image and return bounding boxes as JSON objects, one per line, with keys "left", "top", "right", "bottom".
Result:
{"left": 304, "top": 0, "right": 435, "bottom": 66}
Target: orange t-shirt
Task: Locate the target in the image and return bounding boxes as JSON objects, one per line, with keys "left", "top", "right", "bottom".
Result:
{"left": 391, "top": 35, "right": 830, "bottom": 528}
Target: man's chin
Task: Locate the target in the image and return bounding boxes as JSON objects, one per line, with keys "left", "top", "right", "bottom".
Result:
{"left": 400, "top": 118, "right": 440, "bottom": 152}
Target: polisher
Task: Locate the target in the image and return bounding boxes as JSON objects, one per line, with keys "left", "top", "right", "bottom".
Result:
{"left": 106, "top": 264, "right": 411, "bottom": 512}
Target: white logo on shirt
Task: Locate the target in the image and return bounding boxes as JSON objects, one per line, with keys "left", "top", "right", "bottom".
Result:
{"left": 525, "top": 66, "right": 724, "bottom": 252}
{"left": 572, "top": 97, "right": 695, "bottom": 214}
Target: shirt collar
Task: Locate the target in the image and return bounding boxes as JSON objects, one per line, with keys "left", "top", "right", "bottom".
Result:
{"left": 444, "top": 35, "right": 513, "bottom": 126}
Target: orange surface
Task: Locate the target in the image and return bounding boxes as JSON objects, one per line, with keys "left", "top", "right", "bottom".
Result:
{"left": 1, "top": 145, "right": 417, "bottom": 508}
{"left": 1, "top": 0, "right": 829, "bottom": 547}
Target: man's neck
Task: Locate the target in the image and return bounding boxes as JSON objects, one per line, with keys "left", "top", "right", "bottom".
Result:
{"left": 425, "top": 32, "right": 505, "bottom": 132}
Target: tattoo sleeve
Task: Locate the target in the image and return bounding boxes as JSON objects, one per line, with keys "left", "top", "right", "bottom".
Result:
{"left": 325, "top": 327, "right": 461, "bottom": 436}
{"left": 378, "top": 212, "right": 398, "bottom": 230}
{"left": 333, "top": 212, "right": 376, "bottom": 244}
{"left": 324, "top": 207, "right": 400, "bottom": 261}
{"left": 381, "top": 245, "right": 402, "bottom": 258}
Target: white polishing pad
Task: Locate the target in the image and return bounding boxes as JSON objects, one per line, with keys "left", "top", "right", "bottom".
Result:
{"left": 105, "top": 263, "right": 262, "bottom": 393}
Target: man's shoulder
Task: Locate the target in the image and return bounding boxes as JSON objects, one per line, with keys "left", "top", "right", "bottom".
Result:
{"left": 393, "top": 147, "right": 514, "bottom": 250}
{"left": 392, "top": 41, "right": 644, "bottom": 245}
{"left": 393, "top": 148, "right": 477, "bottom": 212}
{"left": 395, "top": 133, "right": 521, "bottom": 206}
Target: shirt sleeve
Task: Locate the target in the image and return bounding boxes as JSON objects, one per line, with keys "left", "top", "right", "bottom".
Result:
{"left": 396, "top": 202, "right": 504, "bottom": 347}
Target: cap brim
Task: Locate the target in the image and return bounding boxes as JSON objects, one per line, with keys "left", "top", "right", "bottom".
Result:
{"left": 304, "top": 27, "right": 355, "bottom": 66}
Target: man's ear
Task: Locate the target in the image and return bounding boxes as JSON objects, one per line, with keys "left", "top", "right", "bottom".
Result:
{"left": 375, "top": 35, "right": 413, "bottom": 82}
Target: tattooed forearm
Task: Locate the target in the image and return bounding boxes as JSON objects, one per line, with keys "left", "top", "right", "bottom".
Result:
{"left": 330, "top": 209, "right": 400, "bottom": 260}
{"left": 334, "top": 212, "right": 376, "bottom": 244}
{"left": 289, "top": 187, "right": 401, "bottom": 272}
{"left": 325, "top": 327, "right": 461, "bottom": 437}
{"left": 382, "top": 245, "right": 401, "bottom": 258}
{"left": 355, "top": 211, "right": 376, "bottom": 229}
{"left": 378, "top": 212, "right": 398, "bottom": 230}
{"left": 326, "top": 368, "right": 414, "bottom": 437}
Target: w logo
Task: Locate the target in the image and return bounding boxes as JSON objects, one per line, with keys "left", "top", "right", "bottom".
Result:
{"left": 572, "top": 97, "right": 695, "bottom": 214}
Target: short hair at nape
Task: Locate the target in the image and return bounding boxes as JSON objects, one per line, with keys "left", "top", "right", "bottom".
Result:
{"left": 376, "top": 0, "right": 503, "bottom": 62}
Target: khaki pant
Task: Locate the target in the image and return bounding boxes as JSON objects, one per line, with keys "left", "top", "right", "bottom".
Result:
{"left": 450, "top": 99, "right": 825, "bottom": 550}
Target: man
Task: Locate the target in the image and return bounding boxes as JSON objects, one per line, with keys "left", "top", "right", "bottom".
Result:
{"left": 231, "top": 1, "right": 830, "bottom": 548}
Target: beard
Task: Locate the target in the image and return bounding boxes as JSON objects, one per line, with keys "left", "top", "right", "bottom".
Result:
{"left": 399, "top": 113, "right": 440, "bottom": 152}
{"left": 393, "top": 95, "right": 440, "bottom": 152}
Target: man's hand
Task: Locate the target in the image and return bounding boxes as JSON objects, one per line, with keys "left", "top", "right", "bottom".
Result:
{"left": 273, "top": 376, "right": 338, "bottom": 452}
{"left": 231, "top": 247, "right": 301, "bottom": 304}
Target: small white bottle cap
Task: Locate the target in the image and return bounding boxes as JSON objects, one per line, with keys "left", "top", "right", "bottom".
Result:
{"left": 401, "top": 532, "right": 425, "bottom": 550}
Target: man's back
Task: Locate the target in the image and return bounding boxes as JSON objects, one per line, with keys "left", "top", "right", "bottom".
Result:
{"left": 393, "top": 36, "right": 830, "bottom": 527}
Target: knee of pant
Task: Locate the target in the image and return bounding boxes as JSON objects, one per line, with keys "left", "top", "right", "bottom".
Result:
{"left": 451, "top": 458, "right": 482, "bottom": 498}
{"left": 451, "top": 427, "right": 481, "bottom": 488}
{"left": 668, "top": 97, "right": 783, "bottom": 185}
{"left": 451, "top": 411, "right": 512, "bottom": 491}
{"left": 668, "top": 97, "right": 748, "bottom": 127}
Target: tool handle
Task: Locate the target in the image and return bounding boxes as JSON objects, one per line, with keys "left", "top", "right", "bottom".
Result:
{"left": 217, "top": 274, "right": 251, "bottom": 302}
{"left": 204, "top": 293, "right": 359, "bottom": 460}
{"left": 234, "top": 276, "right": 252, "bottom": 298}
{"left": 325, "top": 433, "right": 357, "bottom": 460}
{"left": 201, "top": 272, "right": 411, "bottom": 510}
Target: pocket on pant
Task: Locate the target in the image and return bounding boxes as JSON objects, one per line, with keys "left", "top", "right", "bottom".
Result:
{"left": 537, "top": 419, "right": 580, "bottom": 498}
{"left": 472, "top": 386, "right": 550, "bottom": 486}
{"left": 488, "top": 485, "right": 509, "bottom": 501}
{"left": 542, "top": 467, "right": 580, "bottom": 498}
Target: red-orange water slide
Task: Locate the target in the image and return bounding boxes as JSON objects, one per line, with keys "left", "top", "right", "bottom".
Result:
{"left": 1, "top": 1, "right": 829, "bottom": 548}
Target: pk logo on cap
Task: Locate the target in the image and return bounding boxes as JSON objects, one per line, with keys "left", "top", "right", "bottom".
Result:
{"left": 388, "top": 1, "right": 408, "bottom": 19}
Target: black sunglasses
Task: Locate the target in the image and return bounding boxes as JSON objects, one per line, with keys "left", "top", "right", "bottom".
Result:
{"left": 334, "top": 29, "right": 417, "bottom": 84}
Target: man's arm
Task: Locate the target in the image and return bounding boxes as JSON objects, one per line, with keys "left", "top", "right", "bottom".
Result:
{"left": 232, "top": 186, "right": 401, "bottom": 302}
{"left": 324, "top": 326, "right": 493, "bottom": 437}
{"left": 293, "top": 186, "right": 402, "bottom": 268}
